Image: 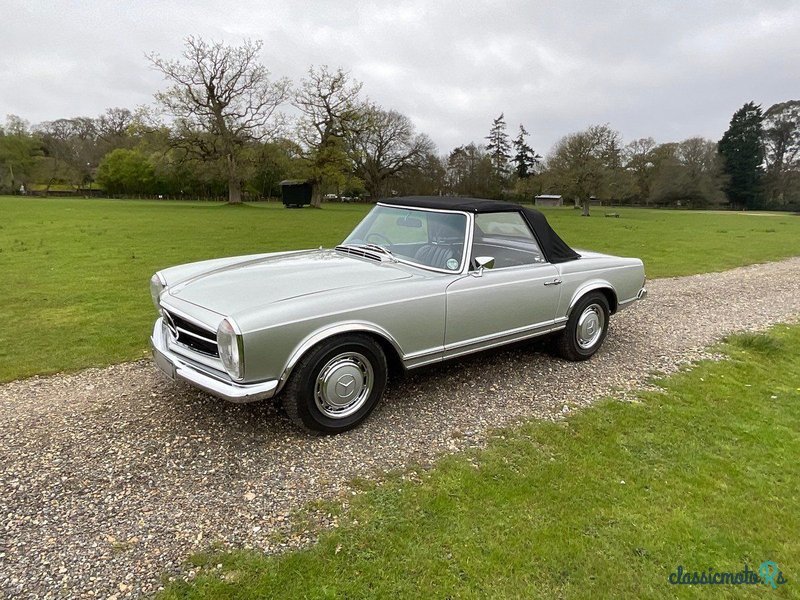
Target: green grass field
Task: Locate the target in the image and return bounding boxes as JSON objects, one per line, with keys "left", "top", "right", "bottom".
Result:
{"left": 159, "top": 325, "right": 800, "bottom": 599}
{"left": 1, "top": 196, "right": 800, "bottom": 382}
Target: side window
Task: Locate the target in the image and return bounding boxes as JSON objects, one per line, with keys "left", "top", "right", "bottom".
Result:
{"left": 473, "top": 212, "right": 545, "bottom": 268}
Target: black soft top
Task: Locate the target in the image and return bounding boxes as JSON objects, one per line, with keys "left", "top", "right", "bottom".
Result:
{"left": 379, "top": 196, "right": 580, "bottom": 264}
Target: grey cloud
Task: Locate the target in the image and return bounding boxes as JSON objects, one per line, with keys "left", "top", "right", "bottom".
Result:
{"left": 1, "top": 0, "right": 798, "bottom": 155}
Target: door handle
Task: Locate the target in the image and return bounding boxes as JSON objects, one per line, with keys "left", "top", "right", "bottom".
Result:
{"left": 544, "top": 278, "right": 562, "bottom": 286}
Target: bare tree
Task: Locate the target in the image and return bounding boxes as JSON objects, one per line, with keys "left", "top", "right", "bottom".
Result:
{"left": 445, "top": 143, "right": 493, "bottom": 197}
{"left": 293, "top": 66, "right": 364, "bottom": 207}
{"left": 36, "top": 117, "right": 98, "bottom": 190}
{"left": 547, "top": 124, "right": 623, "bottom": 215}
{"left": 148, "top": 36, "right": 290, "bottom": 203}
{"left": 392, "top": 151, "right": 447, "bottom": 196}
{"left": 96, "top": 108, "right": 133, "bottom": 142}
{"left": 347, "top": 105, "right": 435, "bottom": 199}
{"left": 624, "top": 137, "right": 657, "bottom": 204}
{"left": 763, "top": 100, "right": 800, "bottom": 207}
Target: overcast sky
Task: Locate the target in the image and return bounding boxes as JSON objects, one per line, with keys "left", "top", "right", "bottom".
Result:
{"left": 1, "top": 0, "right": 798, "bottom": 155}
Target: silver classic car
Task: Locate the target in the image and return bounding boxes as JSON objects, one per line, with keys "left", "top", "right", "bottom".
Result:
{"left": 150, "top": 197, "right": 646, "bottom": 433}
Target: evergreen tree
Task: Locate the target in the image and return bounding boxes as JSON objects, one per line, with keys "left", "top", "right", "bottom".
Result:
{"left": 718, "top": 102, "right": 765, "bottom": 209}
{"left": 511, "top": 124, "right": 541, "bottom": 179}
{"left": 485, "top": 113, "right": 511, "bottom": 178}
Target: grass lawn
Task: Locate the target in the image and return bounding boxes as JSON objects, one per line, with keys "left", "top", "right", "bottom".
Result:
{"left": 2, "top": 196, "right": 800, "bottom": 382}
{"left": 159, "top": 325, "right": 800, "bottom": 599}
{"left": 0, "top": 198, "right": 367, "bottom": 382}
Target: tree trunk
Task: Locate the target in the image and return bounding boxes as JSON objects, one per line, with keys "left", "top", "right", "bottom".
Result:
{"left": 581, "top": 198, "right": 590, "bottom": 216}
{"left": 365, "top": 176, "right": 381, "bottom": 202}
{"left": 227, "top": 154, "right": 242, "bottom": 204}
{"left": 228, "top": 178, "right": 242, "bottom": 204}
{"left": 310, "top": 182, "right": 323, "bottom": 208}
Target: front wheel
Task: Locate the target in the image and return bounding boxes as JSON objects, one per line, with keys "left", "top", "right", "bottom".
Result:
{"left": 281, "top": 334, "right": 387, "bottom": 433}
{"left": 554, "top": 292, "right": 610, "bottom": 361}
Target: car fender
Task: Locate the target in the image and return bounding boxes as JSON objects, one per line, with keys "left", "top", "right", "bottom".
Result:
{"left": 277, "top": 321, "right": 405, "bottom": 390}
{"left": 566, "top": 280, "right": 618, "bottom": 316}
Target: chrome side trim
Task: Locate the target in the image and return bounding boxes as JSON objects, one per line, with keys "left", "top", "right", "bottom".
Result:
{"left": 404, "top": 354, "right": 447, "bottom": 369}
{"left": 441, "top": 322, "right": 566, "bottom": 362}
{"left": 397, "top": 321, "right": 566, "bottom": 370}
{"left": 444, "top": 320, "right": 558, "bottom": 352}
{"left": 617, "top": 286, "right": 647, "bottom": 310}
{"left": 151, "top": 318, "right": 277, "bottom": 403}
{"left": 403, "top": 346, "right": 445, "bottom": 361}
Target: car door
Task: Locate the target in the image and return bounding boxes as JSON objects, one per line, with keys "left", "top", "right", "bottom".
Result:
{"left": 443, "top": 211, "right": 562, "bottom": 358}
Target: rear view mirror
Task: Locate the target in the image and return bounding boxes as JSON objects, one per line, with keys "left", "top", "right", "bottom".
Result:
{"left": 396, "top": 216, "right": 423, "bottom": 228}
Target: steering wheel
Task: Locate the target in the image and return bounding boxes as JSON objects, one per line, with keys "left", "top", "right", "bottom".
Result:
{"left": 366, "top": 232, "right": 393, "bottom": 246}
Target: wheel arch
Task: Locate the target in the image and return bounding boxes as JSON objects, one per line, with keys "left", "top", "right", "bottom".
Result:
{"left": 277, "top": 322, "right": 404, "bottom": 393}
{"left": 567, "top": 281, "right": 618, "bottom": 316}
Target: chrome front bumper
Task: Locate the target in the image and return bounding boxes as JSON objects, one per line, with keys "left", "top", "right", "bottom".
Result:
{"left": 150, "top": 318, "right": 278, "bottom": 403}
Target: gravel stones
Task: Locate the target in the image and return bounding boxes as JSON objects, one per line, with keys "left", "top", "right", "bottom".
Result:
{"left": 2, "top": 257, "right": 800, "bottom": 598}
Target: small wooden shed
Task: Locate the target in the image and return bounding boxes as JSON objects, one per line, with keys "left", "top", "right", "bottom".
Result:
{"left": 534, "top": 194, "right": 563, "bottom": 207}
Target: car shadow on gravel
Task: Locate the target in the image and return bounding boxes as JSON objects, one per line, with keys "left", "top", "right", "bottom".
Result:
{"left": 163, "top": 332, "right": 579, "bottom": 439}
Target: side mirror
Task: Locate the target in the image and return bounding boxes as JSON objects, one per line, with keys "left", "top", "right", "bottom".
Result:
{"left": 472, "top": 256, "right": 495, "bottom": 276}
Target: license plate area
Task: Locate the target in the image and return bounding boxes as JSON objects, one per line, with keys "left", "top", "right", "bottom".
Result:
{"left": 153, "top": 349, "right": 176, "bottom": 381}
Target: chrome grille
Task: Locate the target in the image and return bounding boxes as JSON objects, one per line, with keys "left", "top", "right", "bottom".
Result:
{"left": 163, "top": 310, "right": 219, "bottom": 357}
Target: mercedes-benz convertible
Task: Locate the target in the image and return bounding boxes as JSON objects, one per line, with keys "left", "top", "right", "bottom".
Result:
{"left": 150, "top": 197, "right": 646, "bottom": 433}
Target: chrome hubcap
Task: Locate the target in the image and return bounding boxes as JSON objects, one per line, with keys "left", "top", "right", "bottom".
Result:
{"left": 576, "top": 304, "right": 605, "bottom": 350}
{"left": 314, "top": 352, "right": 374, "bottom": 419}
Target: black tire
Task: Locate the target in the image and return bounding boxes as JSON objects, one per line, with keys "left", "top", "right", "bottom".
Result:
{"left": 554, "top": 292, "right": 610, "bottom": 361}
{"left": 281, "top": 334, "right": 387, "bottom": 434}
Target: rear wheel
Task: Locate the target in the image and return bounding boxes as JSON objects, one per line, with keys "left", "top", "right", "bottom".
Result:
{"left": 554, "top": 292, "right": 610, "bottom": 361}
{"left": 281, "top": 334, "right": 388, "bottom": 433}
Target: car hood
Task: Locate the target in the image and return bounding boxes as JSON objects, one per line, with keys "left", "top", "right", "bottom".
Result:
{"left": 166, "top": 249, "right": 413, "bottom": 316}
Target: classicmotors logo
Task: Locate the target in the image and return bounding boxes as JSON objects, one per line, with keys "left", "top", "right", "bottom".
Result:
{"left": 669, "top": 562, "right": 787, "bottom": 589}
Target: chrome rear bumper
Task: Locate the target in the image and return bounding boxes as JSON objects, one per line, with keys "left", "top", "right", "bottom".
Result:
{"left": 150, "top": 318, "right": 278, "bottom": 403}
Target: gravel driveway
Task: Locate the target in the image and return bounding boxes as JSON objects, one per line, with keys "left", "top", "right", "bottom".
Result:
{"left": 2, "top": 257, "right": 800, "bottom": 599}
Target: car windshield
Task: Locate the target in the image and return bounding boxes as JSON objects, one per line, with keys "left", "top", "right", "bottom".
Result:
{"left": 341, "top": 205, "right": 468, "bottom": 272}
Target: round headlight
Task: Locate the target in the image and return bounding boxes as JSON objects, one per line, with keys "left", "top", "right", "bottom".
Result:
{"left": 217, "top": 318, "right": 243, "bottom": 381}
{"left": 150, "top": 272, "right": 166, "bottom": 309}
